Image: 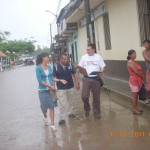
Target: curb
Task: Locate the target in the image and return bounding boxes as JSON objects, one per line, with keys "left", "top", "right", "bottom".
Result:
{"left": 102, "top": 86, "right": 150, "bottom": 111}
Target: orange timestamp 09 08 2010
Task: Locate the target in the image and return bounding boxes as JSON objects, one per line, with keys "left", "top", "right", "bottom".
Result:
{"left": 109, "top": 131, "right": 150, "bottom": 137}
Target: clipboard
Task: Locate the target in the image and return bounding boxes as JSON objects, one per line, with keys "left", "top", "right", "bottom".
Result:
{"left": 89, "top": 71, "right": 100, "bottom": 75}
{"left": 77, "top": 66, "right": 88, "bottom": 76}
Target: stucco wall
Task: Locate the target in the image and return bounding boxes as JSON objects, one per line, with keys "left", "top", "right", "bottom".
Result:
{"left": 94, "top": 0, "right": 145, "bottom": 61}
{"left": 78, "top": 26, "right": 87, "bottom": 57}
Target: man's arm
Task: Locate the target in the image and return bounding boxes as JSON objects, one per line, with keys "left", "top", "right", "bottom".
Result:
{"left": 72, "top": 73, "right": 80, "bottom": 90}
{"left": 53, "top": 63, "right": 67, "bottom": 84}
{"left": 77, "top": 56, "right": 88, "bottom": 76}
{"left": 99, "top": 56, "right": 106, "bottom": 75}
{"left": 71, "top": 63, "right": 80, "bottom": 90}
{"left": 100, "top": 67, "right": 105, "bottom": 75}
{"left": 142, "top": 50, "right": 150, "bottom": 62}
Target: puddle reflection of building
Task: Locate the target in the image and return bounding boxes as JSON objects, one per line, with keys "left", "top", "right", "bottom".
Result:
{"left": 108, "top": 104, "right": 116, "bottom": 119}
{"left": 132, "top": 115, "right": 150, "bottom": 137}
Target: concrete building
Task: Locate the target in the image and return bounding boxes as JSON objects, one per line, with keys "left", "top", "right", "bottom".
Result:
{"left": 56, "top": 0, "right": 150, "bottom": 81}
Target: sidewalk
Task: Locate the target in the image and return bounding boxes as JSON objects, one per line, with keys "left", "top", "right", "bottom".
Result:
{"left": 1, "top": 66, "right": 150, "bottom": 150}
{"left": 102, "top": 76, "right": 150, "bottom": 111}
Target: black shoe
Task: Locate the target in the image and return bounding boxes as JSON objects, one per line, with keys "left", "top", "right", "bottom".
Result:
{"left": 85, "top": 111, "right": 90, "bottom": 117}
{"left": 68, "top": 114, "right": 76, "bottom": 118}
{"left": 94, "top": 112, "right": 101, "bottom": 119}
{"left": 59, "top": 120, "right": 65, "bottom": 125}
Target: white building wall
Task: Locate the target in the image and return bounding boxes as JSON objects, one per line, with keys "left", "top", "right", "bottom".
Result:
{"left": 75, "top": 0, "right": 146, "bottom": 61}
{"left": 94, "top": 16, "right": 105, "bottom": 56}
{"left": 78, "top": 26, "right": 87, "bottom": 57}
{"left": 94, "top": 0, "right": 144, "bottom": 61}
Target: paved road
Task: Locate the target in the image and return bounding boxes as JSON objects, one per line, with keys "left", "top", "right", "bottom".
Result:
{"left": 0, "top": 66, "right": 150, "bottom": 150}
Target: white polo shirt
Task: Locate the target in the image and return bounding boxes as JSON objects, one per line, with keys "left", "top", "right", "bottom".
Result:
{"left": 78, "top": 53, "right": 106, "bottom": 77}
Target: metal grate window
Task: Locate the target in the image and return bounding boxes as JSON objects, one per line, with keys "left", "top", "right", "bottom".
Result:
{"left": 137, "top": 0, "right": 150, "bottom": 45}
{"left": 103, "top": 12, "right": 112, "bottom": 50}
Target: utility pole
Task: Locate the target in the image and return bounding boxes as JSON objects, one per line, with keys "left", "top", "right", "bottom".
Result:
{"left": 50, "top": 24, "right": 53, "bottom": 45}
{"left": 84, "top": 0, "right": 93, "bottom": 43}
{"left": 49, "top": 24, "right": 54, "bottom": 64}
{"left": 46, "top": 10, "right": 58, "bottom": 63}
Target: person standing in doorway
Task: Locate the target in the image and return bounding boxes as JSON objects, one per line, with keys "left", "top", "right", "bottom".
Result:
{"left": 53, "top": 53, "right": 80, "bottom": 125}
{"left": 142, "top": 39, "right": 150, "bottom": 104}
{"left": 127, "top": 50, "right": 143, "bottom": 115}
{"left": 78, "top": 43, "right": 106, "bottom": 119}
{"left": 36, "top": 53, "right": 66, "bottom": 131}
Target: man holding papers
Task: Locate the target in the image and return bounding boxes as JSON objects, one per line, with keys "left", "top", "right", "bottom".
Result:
{"left": 78, "top": 43, "right": 106, "bottom": 118}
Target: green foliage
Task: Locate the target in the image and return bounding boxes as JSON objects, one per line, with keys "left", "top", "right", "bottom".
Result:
{"left": 0, "top": 40, "right": 35, "bottom": 54}
{"left": 30, "top": 46, "right": 51, "bottom": 57}
{"left": 0, "top": 31, "right": 11, "bottom": 43}
{"left": 0, "top": 30, "right": 35, "bottom": 56}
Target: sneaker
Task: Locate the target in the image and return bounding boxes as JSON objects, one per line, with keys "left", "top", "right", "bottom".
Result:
{"left": 144, "top": 99, "right": 150, "bottom": 104}
{"left": 43, "top": 118, "right": 48, "bottom": 124}
{"left": 59, "top": 120, "right": 65, "bottom": 125}
{"left": 85, "top": 111, "right": 90, "bottom": 117}
{"left": 94, "top": 112, "right": 101, "bottom": 119}
{"left": 68, "top": 114, "right": 76, "bottom": 118}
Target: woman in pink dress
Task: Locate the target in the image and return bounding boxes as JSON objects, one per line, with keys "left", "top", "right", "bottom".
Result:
{"left": 127, "top": 50, "right": 143, "bottom": 115}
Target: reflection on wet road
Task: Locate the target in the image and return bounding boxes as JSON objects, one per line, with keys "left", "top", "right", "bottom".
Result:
{"left": 0, "top": 66, "right": 150, "bottom": 150}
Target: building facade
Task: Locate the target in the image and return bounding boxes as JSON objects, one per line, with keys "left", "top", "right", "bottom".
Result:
{"left": 57, "top": 0, "right": 150, "bottom": 81}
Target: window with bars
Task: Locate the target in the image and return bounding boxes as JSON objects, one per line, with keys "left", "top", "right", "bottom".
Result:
{"left": 137, "top": 0, "right": 150, "bottom": 45}
{"left": 103, "top": 12, "right": 112, "bottom": 50}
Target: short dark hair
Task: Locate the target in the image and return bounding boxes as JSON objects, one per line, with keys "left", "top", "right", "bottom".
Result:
{"left": 87, "top": 43, "right": 96, "bottom": 50}
{"left": 60, "top": 52, "right": 68, "bottom": 59}
{"left": 143, "top": 39, "right": 150, "bottom": 44}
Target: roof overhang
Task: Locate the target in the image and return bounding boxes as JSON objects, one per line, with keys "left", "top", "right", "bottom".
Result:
{"left": 66, "top": 0, "right": 104, "bottom": 23}
{"left": 0, "top": 51, "right": 7, "bottom": 57}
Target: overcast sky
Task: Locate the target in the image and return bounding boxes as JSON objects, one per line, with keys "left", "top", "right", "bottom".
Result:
{"left": 0, "top": 0, "right": 69, "bottom": 48}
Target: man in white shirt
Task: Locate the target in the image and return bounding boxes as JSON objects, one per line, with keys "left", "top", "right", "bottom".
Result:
{"left": 78, "top": 43, "right": 106, "bottom": 118}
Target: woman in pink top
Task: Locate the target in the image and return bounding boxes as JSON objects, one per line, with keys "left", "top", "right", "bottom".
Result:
{"left": 127, "top": 50, "right": 143, "bottom": 115}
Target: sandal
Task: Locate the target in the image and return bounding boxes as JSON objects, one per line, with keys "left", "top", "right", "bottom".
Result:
{"left": 50, "top": 126, "right": 57, "bottom": 132}
{"left": 138, "top": 109, "right": 143, "bottom": 112}
{"left": 133, "top": 111, "right": 142, "bottom": 115}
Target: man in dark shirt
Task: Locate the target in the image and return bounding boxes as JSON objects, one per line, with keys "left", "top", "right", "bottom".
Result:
{"left": 53, "top": 53, "right": 80, "bottom": 125}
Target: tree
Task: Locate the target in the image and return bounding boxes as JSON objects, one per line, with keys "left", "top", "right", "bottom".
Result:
{"left": 36, "top": 45, "right": 42, "bottom": 51}
{"left": 0, "top": 40, "right": 35, "bottom": 54}
{"left": 0, "top": 31, "right": 11, "bottom": 43}
{"left": 30, "top": 46, "right": 50, "bottom": 57}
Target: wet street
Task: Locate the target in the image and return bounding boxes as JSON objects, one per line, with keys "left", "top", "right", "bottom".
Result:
{"left": 0, "top": 66, "right": 150, "bottom": 150}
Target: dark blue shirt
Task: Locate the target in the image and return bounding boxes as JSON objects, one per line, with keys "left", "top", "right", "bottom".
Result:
{"left": 53, "top": 62, "right": 76, "bottom": 90}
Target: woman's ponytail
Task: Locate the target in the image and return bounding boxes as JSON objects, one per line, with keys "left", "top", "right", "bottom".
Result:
{"left": 127, "top": 49, "right": 136, "bottom": 61}
{"left": 127, "top": 55, "right": 131, "bottom": 60}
